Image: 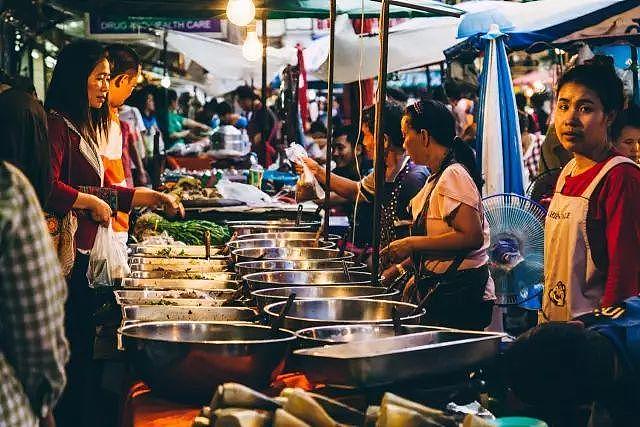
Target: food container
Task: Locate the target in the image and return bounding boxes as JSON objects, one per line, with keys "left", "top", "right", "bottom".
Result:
{"left": 295, "top": 324, "right": 448, "bottom": 347}
{"left": 226, "top": 239, "right": 334, "bottom": 251}
{"left": 119, "top": 322, "right": 296, "bottom": 402}
{"left": 121, "top": 305, "right": 256, "bottom": 324}
{"left": 114, "top": 289, "right": 232, "bottom": 306}
{"left": 293, "top": 330, "right": 505, "bottom": 388}
{"left": 264, "top": 299, "right": 425, "bottom": 331}
{"left": 128, "top": 257, "right": 230, "bottom": 271}
{"left": 121, "top": 277, "right": 239, "bottom": 291}
{"left": 251, "top": 286, "right": 399, "bottom": 310}
{"left": 226, "top": 220, "right": 321, "bottom": 236}
{"left": 129, "top": 244, "right": 225, "bottom": 258}
{"left": 243, "top": 271, "right": 375, "bottom": 292}
{"left": 232, "top": 247, "right": 354, "bottom": 264}
{"left": 234, "top": 260, "right": 367, "bottom": 278}
{"left": 128, "top": 271, "right": 236, "bottom": 281}
{"left": 236, "top": 232, "right": 341, "bottom": 243}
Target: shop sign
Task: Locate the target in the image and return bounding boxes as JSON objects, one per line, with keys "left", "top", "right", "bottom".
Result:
{"left": 87, "top": 15, "right": 225, "bottom": 37}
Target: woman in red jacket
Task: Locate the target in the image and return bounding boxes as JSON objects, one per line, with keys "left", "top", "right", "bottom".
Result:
{"left": 542, "top": 56, "right": 640, "bottom": 322}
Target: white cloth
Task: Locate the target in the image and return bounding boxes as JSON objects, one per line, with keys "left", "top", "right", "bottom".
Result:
{"left": 541, "top": 156, "right": 639, "bottom": 321}
{"left": 409, "top": 163, "right": 495, "bottom": 301}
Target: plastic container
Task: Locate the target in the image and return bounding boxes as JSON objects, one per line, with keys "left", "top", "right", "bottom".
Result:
{"left": 494, "top": 417, "right": 548, "bottom": 427}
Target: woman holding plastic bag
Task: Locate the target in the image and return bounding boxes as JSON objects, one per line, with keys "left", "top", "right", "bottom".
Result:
{"left": 44, "top": 41, "right": 182, "bottom": 426}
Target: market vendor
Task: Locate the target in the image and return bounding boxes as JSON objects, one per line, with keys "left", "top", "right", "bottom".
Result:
{"left": 300, "top": 102, "right": 429, "bottom": 252}
{"left": 381, "top": 100, "right": 495, "bottom": 330}
{"left": 165, "top": 88, "right": 212, "bottom": 151}
{"left": 541, "top": 56, "right": 640, "bottom": 322}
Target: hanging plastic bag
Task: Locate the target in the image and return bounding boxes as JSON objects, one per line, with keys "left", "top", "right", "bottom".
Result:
{"left": 285, "top": 143, "right": 325, "bottom": 202}
{"left": 87, "top": 220, "right": 130, "bottom": 288}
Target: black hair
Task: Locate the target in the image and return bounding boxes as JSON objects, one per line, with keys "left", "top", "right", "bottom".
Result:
{"left": 236, "top": 85, "right": 257, "bottom": 101}
{"left": 333, "top": 124, "right": 357, "bottom": 146}
{"left": 45, "top": 40, "right": 110, "bottom": 144}
{"left": 309, "top": 120, "right": 327, "bottom": 135}
{"left": 0, "top": 68, "right": 12, "bottom": 86}
{"left": 0, "top": 89, "right": 51, "bottom": 204}
{"left": 444, "top": 80, "right": 462, "bottom": 101}
{"left": 518, "top": 110, "right": 530, "bottom": 133}
{"left": 361, "top": 101, "right": 404, "bottom": 149}
{"left": 167, "top": 89, "right": 178, "bottom": 104}
{"left": 515, "top": 93, "right": 527, "bottom": 111}
{"left": 556, "top": 55, "right": 624, "bottom": 114}
{"left": 106, "top": 44, "right": 140, "bottom": 77}
{"left": 216, "top": 101, "right": 234, "bottom": 117}
{"left": 612, "top": 103, "right": 640, "bottom": 141}
{"left": 204, "top": 99, "right": 218, "bottom": 112}
{"left": 503, "top": 322, "right": 617, "bottom": 408}
{"left": 405, "top": 99, "right": 483, "bottom": 191}
{"left": 12, "top": 76, "right": 36, "bottom": 95}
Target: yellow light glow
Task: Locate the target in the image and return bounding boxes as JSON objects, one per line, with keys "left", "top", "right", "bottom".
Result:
{"left": 226, "top": 0, "right": 256, "bottom": 27}
{"left": 242, "top": 31, "right": 262, "bottom": 62}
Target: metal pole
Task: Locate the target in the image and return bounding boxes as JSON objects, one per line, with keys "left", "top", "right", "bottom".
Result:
{"left": 371, "top": 0, "right": 390, "bottom": 284}
{"left": 324, "top": 0, "right": 336, "bottom": 239}
{"left": 425, "top": 65, "right": 431, "bottom": 89}
{"left": 631, "top": 44, "right": 639, "bottom": 105}
{"left": 261, "top": 15, "right": 268, "bottom": 166}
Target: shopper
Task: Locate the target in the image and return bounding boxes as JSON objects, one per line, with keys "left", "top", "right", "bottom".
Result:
{"left": 236, "top": 85, "right": 278, "bottom": 165}
{"left": 541, "top": 56, "right": 640, "bottom": 322}
{"left": 612, "top": 103, "right": 640, "bottom": 163}
{"left": 0, "top": 74, "right": 69, "bottom": 427}
{"left": 163, "top": 89, "right": 212, "bottom": 151}
{"left": 381, "top": 100, "right": 495, "bottom": 330}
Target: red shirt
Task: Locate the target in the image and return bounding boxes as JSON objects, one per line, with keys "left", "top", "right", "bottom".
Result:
{"left": 560, "top": 152, "right": 640, "bottom": 306}
{"left": 46, "top": 112, "right": 135, "bottom": 250}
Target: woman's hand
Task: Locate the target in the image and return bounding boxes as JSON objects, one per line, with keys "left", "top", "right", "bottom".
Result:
{"left": 380, "top": 265, "right": 401, "bottom": 287}
{"left": 402, "top": 276, "right": 416, "bottom": 302}
{"left": 87, "top": 195, "right": 112, "bottom": 227}
{"left": 159, "top": 193, "right": 185, "bottom": 218}
{"left": 294, "top": 157, "right": 321, "bottom": 177}
{"left": 380, "top": 238, "right": 414, "bottom": 265}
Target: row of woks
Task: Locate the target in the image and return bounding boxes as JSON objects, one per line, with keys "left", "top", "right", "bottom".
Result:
{"left": 117, "top": 220, "right": 503, "bottom": 405}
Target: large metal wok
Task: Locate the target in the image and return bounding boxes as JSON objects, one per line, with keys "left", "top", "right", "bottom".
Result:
{"left": 226, "top": 239, "right": 334, "bottom": 251}
{"left": 235, "top": 260, "right": 366, "bottom": 278}
{"left": 264, "top": 299, "right": 425, "bottom": 331}
{"left": 227, "top": 220, "right": 321, "bottom": 236}
{"left": 236, "top": 232, "right": 341, "bottom": 242}
{"left": 232, "top": 247, "right": 354, "bottom": 264}
{"left": 251, "top": 286, "right": 399, "bottom": 310}
{"left": 295, "top": 324, "right": 447, "bottom": 347}
{"left": 244, "top": 271, "right": 375, "bottom": 291}
{"left": 119, "top": 322, "right": 296, "bottom": 402}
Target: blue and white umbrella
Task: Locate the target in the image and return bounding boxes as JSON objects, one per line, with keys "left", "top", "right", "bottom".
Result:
{"left": 475, "top": 24, "right": 525, "bottom": 196}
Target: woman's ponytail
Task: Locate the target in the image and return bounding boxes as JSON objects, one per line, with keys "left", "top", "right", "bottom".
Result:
{"left": 452, "top": 136, "right": 483, "bottom": 192}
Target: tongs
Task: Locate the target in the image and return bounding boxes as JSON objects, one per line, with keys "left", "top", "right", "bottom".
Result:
{"left": 271, "top": 293, "right": 296, "bottom": 333}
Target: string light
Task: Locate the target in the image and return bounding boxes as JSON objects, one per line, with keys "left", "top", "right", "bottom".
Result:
{"left": 242, "top": 30, "right": 262, "bottom": 62}
{"left": 31, "top": 49, "right": 40, "bottom": 59}
{"left": 160, "top": 75, "right": 171, "bottom": 88}
{"left": 226, "top": 0, "right": 256, "bottom": 27}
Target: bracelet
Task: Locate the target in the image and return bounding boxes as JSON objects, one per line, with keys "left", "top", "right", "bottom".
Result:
{"left": 395, "top": 263, "right": 406, "bottom": 276}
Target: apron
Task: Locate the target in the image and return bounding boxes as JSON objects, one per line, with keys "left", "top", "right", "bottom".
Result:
{"left": 542, "top": 156, "right": 639, "bottom": 322}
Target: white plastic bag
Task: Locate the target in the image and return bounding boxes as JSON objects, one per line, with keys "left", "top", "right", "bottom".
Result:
{"left": 87, "top": 220, "right": 130, "bottom": 288}
{"left": 285, "top": 143, "right": 325, "bottom": 202}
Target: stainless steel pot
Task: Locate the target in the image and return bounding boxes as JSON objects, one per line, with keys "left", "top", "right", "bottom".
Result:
{"left": 121, "top": 277, "right": 240, "bottom": 291}
{"left": 121, "top": 305, "right": 256, "bottom": 324}
{"left": 251, "top": 286, "right": 399, "bottom": 310}
{"left": 129, "top": 244, "right": 226, "bottom": 258}
{"left": 235, "top": 260, "right": 367, "bottom": 278}
{"left": 227, "top": 220, "right": 321, "bottom": 236}
{"left": 114, "top": 289, "right": 234, "bottom": 306}
{"left": 295, "top": 324, "right": 447, "bottom": 347}
{"left": 226, "top": 239, "right": 334, "bottom": 251}
{"left": 119, "top": 321, "right": 296, "bottom": 402}
{"left": 264, "top": 299, "right": 425, "bottom": 331}
{"left": 232, "top": 247, "right": 354, "bottom": 264}
{"left": 128, "top": 271, "right": 236, "bottom": 281}
{"left": 236, "top": 232, "right": 341, "bottom": 242}
{"left": 243, "top": 271, "right": 375, "bottom": 291}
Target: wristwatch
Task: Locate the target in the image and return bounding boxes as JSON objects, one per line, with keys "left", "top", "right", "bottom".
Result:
{"left": 395, "top": 263, "right": 406, "bottom": 276}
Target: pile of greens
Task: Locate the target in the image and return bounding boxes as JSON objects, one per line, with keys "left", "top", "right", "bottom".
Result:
{"left": 134, "top": 212, "right": 230, "bottom": 245}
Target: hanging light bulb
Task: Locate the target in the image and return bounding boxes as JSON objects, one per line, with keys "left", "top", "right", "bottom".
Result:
{"left": 31, "top": 49, "right": 41, "bottom": 59}
{"left": 160, "top": 74, "right": 171, "bottom": 88}
{"left": 242, "top": 30, "right": 262, "bottom": 62}
{"left": 226, "top": 0, "right": 256, "bottom": 27}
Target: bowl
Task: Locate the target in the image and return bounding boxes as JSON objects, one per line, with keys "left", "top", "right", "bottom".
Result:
{"left": 235, "top": 260, "right": 366, "bottom": 278}
{"left": 295, "top": 324, "right": 447, "bottom": 347}
{"left": 251, "top": 286, "right": 399, "bottom": 310}
{"left": 226, "top": 239, "right": 334, "bottom": 251}
{"left": 232, "top": 247, "right": 354, "bottom": 264}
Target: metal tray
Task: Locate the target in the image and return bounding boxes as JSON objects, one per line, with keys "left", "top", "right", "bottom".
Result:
{"left": 295, "top": 324, "right": 448, "bottom": 347}
{"left": 252, "top": 286, "right": 399, "bottom": 310}
{"left": 116, "top": 297, "right": 232, "bottom": 307}
{"left": 129, "top": 245, "right": 226, "bottom": 258}
{"left": 129, "top": 271, "right": 236, "bottom": 281}
{"left": 129, "top": 257, "right": 229, "bottom": 267}
{"left": 234, "top": 260, "right": 367, "bottom": 278}
{"left": 236, "top": 232, "right": 341, "bottom": 242}
{"left": 232, "top": 247, "right": 355, "bottom": 264}
{"left": 114, "top": 289, "right": 231, "bottom": 305}
{"left": 121, "top": 278, "right": 240, "bottom": 291}
{"left": 293, "top": 331, "right": 505, "bottom": 388}
{"left": 227, "top": 239, "right": 334, "bottom": 251}
{"left": 130, "top": 261, "right": 229, "bottom": 273}
{"left": 243, "top": 271, "right": 375, "bottom": 291}
{"left": 121, "top": 305, "right": 256, "bottom": 323}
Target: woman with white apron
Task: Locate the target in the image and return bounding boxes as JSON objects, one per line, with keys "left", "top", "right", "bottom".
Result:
{"left": 542, "top": 56, "right": 640, "bottom": 322}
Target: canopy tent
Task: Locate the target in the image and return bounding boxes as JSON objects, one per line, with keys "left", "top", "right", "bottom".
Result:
{"left": 304, "top": 0, "right": 639, "bottom": 84}
{"left": 54, "top": 0, "right": 462, "bottom": 19}
{"left": 166, "top": 30, "right": 297, "bottom": 95}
